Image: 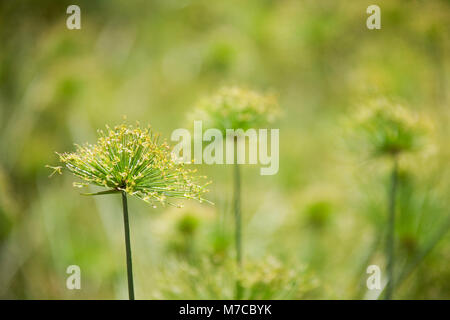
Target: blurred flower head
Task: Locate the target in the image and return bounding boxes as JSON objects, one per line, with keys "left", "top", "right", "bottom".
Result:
{"left": 238, "top": 256, "right": 319, "bottom": 299}
{"left": 350, "top": 98, "right": 432, "bottom": 157}
{"left": 152, "top": 256, "right": 318, "bottom": 299}
{"left": 304, "top": 200, "right": 333, "bottom": 229}
{"left": 155, "top": 205, "right": 215, "bottom": 258}
{"left": 53, "top": 123, "right": 211, "bottom": 207}
{"left": 190, "top": 86, "right": 280, "bottom": 134}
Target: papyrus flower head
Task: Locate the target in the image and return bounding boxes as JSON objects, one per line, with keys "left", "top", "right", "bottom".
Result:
{"left": 351, "top": 99, "right": 432, "bottom": 157}
{"left": 52, "top": 123, "right": 211, "bottom": 207}
{"left": 190, "top": 86, "right": 280, "bottom": 134}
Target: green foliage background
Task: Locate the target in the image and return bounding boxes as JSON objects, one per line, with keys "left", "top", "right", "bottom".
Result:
{"left": 0, "top": 0, "right": 449, "bottom": 299}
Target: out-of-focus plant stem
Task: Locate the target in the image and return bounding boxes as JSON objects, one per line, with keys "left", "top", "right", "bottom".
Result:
{"left": 234, "top": 162, "right": 242, "bottom": 267}
{"left": 396, "top": 216, "right": 450, "bottom": 290}
{"left": 385, "top": 156, "right": 399, "bottom": 300}
{"left": 121, "top": 191, "right": 135, "bottom": 300}
{"left": 233, "top": 136, "right": 243, "bottom": 299}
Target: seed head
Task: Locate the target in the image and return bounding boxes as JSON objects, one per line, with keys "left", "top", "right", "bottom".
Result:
{"left": 350, "top": 98, "right": 432, "bottom": 157}
{"left": 52, "top": 123, "right": 211, "bottom": 207}
{"left": 190, "top": 86, "right": 280, "bottom": 134}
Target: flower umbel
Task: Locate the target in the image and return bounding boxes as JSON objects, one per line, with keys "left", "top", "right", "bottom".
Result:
{"left": 189, "top": 86, "right": 280, "bottom": 299}
{"left": 352, "top": 99, "right": 431, "bottom": 157}
{"left": 347, "top": 98, "right": 434, "bottom": 299}
{"left": 54, "top": 123, "right": 211, "bottom": 207}
{"left": 190, "top": 86, "right": 280, "bottom": 134}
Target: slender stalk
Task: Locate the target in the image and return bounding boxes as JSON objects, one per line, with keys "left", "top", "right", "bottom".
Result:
{"left": 385, "top": 157, "right": 399, "bottom": 300}
{"left": 234, "top": 161, "right": 242, "bottom": 267}
{"left": 396, "top": 216, "right": 450, "bottom": 289}
{"left": 121, "top": 191, "right": 135, "bottom": 300}
{"left": 233, "top": 136, "right": 243, "bottom": 299}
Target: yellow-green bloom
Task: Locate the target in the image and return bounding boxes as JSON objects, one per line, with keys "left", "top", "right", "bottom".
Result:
{"left": 190, "top": 86, "right": 280, "bottom": 134}
{"left": 53, "top": 123, "right": 211, "bottom": 207}
{"left": 348, "top": 98, "right": 435, "bottom": 299}
{"left": 352, "top": 99, "right": 431, "bottom": 157}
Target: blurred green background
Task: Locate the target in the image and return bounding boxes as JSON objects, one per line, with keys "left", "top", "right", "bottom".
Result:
{"left": 0, "top": 0, "right": 449, "bottom": 299}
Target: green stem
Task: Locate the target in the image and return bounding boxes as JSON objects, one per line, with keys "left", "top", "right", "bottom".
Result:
{"left": 233, "top": 136, "right": 243, "bottom": 299}
{"left": 121, "top": 191, "right": 135, "bottom": 300}
{"left": 385, "top": 157, "right": 399, "bottom": 300}
{"left": 234, "top": 162, "right": 242, "bottom": 267}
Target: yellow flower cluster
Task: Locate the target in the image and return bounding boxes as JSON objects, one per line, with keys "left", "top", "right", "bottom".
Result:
{"left": 191, "top": 86, "right": 280, "bottom": 133}
{"left": 56, "top": 123, "right": 211, "bottom": 207}
{"left": 352, "top": 98, "right": 432, "bottom": 157}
